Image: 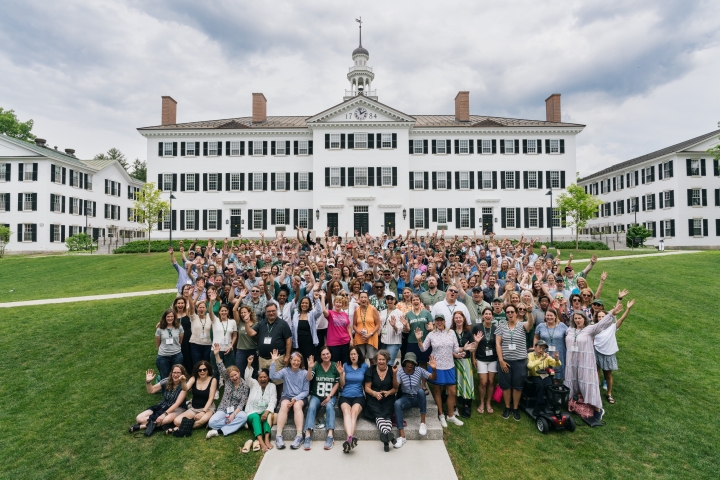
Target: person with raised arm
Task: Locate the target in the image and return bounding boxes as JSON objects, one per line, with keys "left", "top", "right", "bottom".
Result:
{"left": 129, "top": 366, "right": 188, "bottom": 433}
{"left": 322, "top": 290, "right": 353, "bottom": 363}
{"left": 243, "top": 356, "right": 277, "bottom": 453}
{"left": 206, "top": 343, "right": 250, "bottom": 439}
{"left": 168, "top": 361, "right": 216, "bottom": 434}
{"left": 270, "top": 349, "right": 310, "bottom": 450}
{"left": 594, "top": 296, "right": 635, "bottom": 405}
{"left": 495, "top": 304, "right": 535, "bottom": 421}
{"left": 303, "top": 348, "right": 340, "bottom": 450}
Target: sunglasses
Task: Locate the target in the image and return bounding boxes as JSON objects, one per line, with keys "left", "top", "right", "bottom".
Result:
{"left": 506, "top": 311, "right": 516, "bottom": 315}
{"left": 251, "top": 290, "right": 260, "bottom": 293}
{"left": 581, "top": 294, "right": 592, "bottom": 297}
{"left": 198, "top": 368, "right": 208, "bottom": 372}
{"left": 447, "top": 289, "right": 458, "bottom": 294}
{"left": 517, "top": 308, "right": 527, "bottom": 312}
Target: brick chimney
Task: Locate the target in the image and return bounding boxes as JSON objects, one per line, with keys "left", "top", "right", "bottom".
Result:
{"left": 161, "top": 96, "right": 177, "bottom": 126}
{"left": 545, "top": 93, "right": 561, "bottom": 123}
{"left": 455, "top": 91, "right": 470, "bottom": 122}
{"left": 252, "top": 93, "right": 267, "bottom": 123}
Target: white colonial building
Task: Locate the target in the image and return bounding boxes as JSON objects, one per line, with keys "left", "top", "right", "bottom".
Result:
{"left": 140, "top": 40, "right": 584, "bottom": 239}
{"left": 578, "top": 129, "right": 720, "bottom": 248}
{"left": 0, "top": 134, "right": 145, "bottom": 253}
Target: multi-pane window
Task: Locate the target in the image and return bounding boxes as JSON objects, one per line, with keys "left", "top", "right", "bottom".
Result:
{"left": 528, "top": 208, "right": 538, "bottom": 227}
{"left": 186, "top": 142, "right": 196, "bottom": 156}
{"left": 436, "top": 140, "right": 447, "bottom": 154}
{"left": 354, "top": 168, "right": 368, "bottom": 187}
{"left": 527, "top": 140, "right": 537, "bottom": 154}
{"left": 645, "top": 194, "right": 655, "bottom": 210}
{"left": 23, "top": 224, "right": 33, "bottom": 241}
{"left": 692, "top": 218, "right": 702, "bottom": 236}
{"left": 163, "top": 174, "right": 173, "bottom": 192}
{"left": 330, "top": 134, "right": 341, "bottom": 149}
{"left": 413, "top": 209, "right": 424, "bottom": 228}
{"left": 0, "top": 195, "right": 6, "bottom": 211}
{"left": 550, "top": 171, "right": 560, "bottom": 189}
{"left": 330, "top": 168, "right": 341, "bottom": 187}
{"left": 230, "top": 173, "right": 241, "bottom": 191}
{"left": 481, "top": 171, "right": 492, "bottom": 189}
{"left": 437, "top": 208, "right": 447, "bottom": 224}
{"left": 552, "top": 208, "right": 561, "bottom": 227}
{"left": 23, "top": 193, "right": 33, "bottom": 211}
{"left": 437, "top": 171, "right": 448, "bottom": 190}
{"left": 644, "top": 167, "right": 653, "bottom": 182}
{"left": 276, "top": 172, "right": 286, "bottom": 191}
{"left": 381, "top": 133, "right": 392, "bottom": 148}
{"left": 504, "top": 140, "right": 515, "bottom": 154}
{"left": 459, "top": 171, "right": 470, "bottom": 189}
{"left": 253, "top": 141, "right": 263, "bottom": 156}
{"left": 53, "top": 225, "right": 61, "bottom": 242}
{"left": 381, "top": 167, "right": 392, "bottom": 186}
{"left": 53, "top": 167, "right": 62, "bottom": 184}
{"left": 298, "top": 209, "right": 309, "bottom": 229}
{"left": 275, "top": 209, "right": 285, "bottom": 225}
{"left": 627, "top": 173, "right": 636, "bottom": 188}
{"left": 505, "top": 171, "right": 516, "bottom": 189}
{"left": 355, "top": 133, "right": 368, "bottom": 149}
{"left": 414, "top": 171, "right": 424, "bottom": 190}
{"left": 252, "top": 173, "right": 263, "bottom": 191}
{"left": 185, "top": 210, "right": 196, "bottom": 230}
{"left": 23, "top": 164, "right": 33, "bottom": 181}
{"left": 506, "top": 208, "right": 516, "bottom": 228}
{"left": 86, "top": 175, "right": 93, "bottom": 190}
{"left": 663, "top": 191, "right": 671, "bottom": 207}
{"left": 52, "top": 195, "right": 61, "bottom": 213}
{"left": 0, "top": 164, "right": 6, "bottom": 181}
{"left": 253, "top": 210, "right": 263, "bottom": 230}
{"left": 690, "top": 160, "right": 700, "bottom": 176}
{"left": 276, "top": 142, "right": 286, "bottom": 155}
{"left": 458, "top": 140, "right": 469, "bottom": 154}
{"left": 163, "top": 212, "right": 171, "bottom": 230}
{"left": 528, "top": 171, "right": 538, "bottom": 189}
{"left": 298, "top": 172, "right": 309, "bottom": 191}
{"left": 664, "top": 220, "right": 674, "bottom": 237}
{"left": 208, "top": 173, "right": 218, "bottom": 192}
{"left": 208, "top": 210, "right": 217, "bottom": 230}
{"left": 229, "top": 141, "right": 241, "bottom": 155}
{"left": 163, "top": 142, "right": 173, "bottom": 156}
{"left": 298, "top": 140, "right": 309, "bottom": 155}
{"left": 186, "top": 174, "right": 195, "bottom": 191}
{"left": 481, "top": 140, "right": 492, "bottom": 154}
{"left": 209, "top": 141, "right": 220, "bottom": 155}
{"left": 691, "top": 188, "right": 701, "bottom": 206}
{"left": 460, "top": 208, "right": 470, "bottom": 228}
{"left": 549, "top": 140, "right": 560, "bottom": 153}
{"left": 663, "top": 162, "right": 671, "bottom": 178}
{"left": 413, "top": 139, "right": 423, "bottom": 154}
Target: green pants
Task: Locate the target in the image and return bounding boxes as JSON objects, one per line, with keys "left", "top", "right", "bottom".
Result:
{"left": 247, "top": 412, "right": 271, "bottom": 437}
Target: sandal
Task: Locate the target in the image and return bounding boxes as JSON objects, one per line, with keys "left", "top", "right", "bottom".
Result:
{"left": 241, "top": 439, "right": 253, "bottom": 453}
{"left": 128, "top": 423, "right": 141, "bottom": 433}
{"left": 165, "top": 427, "right": 178, "bottom": 436}
{"left": 252, "top": 440, "right": 261, "bottom": 452}
{"left": 477, "top": 405, "right": 485, "bottom": 414}
{"left": 486, "top": 405, "right": 494, "bottom": 414}
{"left": 607, "top": 395, "right": 615, "bottom": 404}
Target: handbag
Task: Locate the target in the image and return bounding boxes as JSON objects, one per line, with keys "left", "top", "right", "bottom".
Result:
{"left": 492, "top": 385, "right": 503, "bottom": 404}
{"left": 144, "top": 420, "right": 157, "bottom": 437}
{"left": 173, "top": 417, "right": 194, "bottom": 437}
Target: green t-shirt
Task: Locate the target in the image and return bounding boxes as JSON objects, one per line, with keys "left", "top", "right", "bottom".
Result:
{"left": 236, "top": 322, "right": 258, "bottom": 350}
{"left": 406, "top": 309, "right": 433, "bottom": 343}
{"left": 493, "top": 311, "right": 507, "bottom": 324}
{"left": 311, "top": 362, "right": 339, "bottom": 398}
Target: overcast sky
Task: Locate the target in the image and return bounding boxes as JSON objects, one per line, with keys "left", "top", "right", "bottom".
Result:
{"left": 1, "top": 0, "right": 718, "bottom": 177}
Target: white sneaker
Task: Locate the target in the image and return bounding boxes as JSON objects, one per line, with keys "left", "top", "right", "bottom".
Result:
{"left": 447, "top": 415, "right": 464, "bottom": 426}
{"left": 206, "top": 429, "right": 219, "bottom": 439}
{"left": 439, "top": 415, "right": 448, "bottom": 428}
{"left": 418, "top": 423, "right": 427, "bottom": 436}
{"left": 394, "top": 437, "right": 407, "bottom": 449}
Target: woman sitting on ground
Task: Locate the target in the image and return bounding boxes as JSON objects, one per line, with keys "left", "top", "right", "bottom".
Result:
{"left": 206, "top": 343, "right": 250, "bottom": 439}
{"left": 129, "top": 366, "right": 188, "bottom": 433}
{"left": 270, "top": 350, "right": 310, "bottom": 450}
{"left": 363, "top": 349, "right": 399, "bottom": 452}
{"left": 338, "top": 346, "right": 368, "bottom": 453}
{"left": 168, "top": 361, "right": 217, "bottom": 434}
{"left": 303, "top": 348, "right": 340, "bottom": 451}
{"left": 243, "top": 356, "right": 277, "bottom": 453}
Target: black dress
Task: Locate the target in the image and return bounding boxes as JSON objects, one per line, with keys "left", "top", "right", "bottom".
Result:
{"left": 363, "top": 365, "right": 395, "bottom": 420}
{"left": 179, "top": 315, "right": 193, "bottom": 374}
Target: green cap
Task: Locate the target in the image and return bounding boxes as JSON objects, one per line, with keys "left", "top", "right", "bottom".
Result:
{"left": 434, "top": 313, "right": 446, "bottom": 321}
{"left": 492, "top": 297, "right": 504, "bottom": 303}
{"left": 592, "top": 299, "right": 604, "bottom": 306}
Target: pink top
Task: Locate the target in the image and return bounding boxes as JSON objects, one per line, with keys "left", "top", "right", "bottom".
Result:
{"left": 326, "top": 309, "right": 351, "bottom": 346}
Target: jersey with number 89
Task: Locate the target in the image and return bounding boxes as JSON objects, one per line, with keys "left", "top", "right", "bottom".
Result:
{"left": 311, "top": 362, "right": 340, "bottom": 398}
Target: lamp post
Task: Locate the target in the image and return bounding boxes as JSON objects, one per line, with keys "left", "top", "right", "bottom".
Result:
{"left": 545, "top": 189, "right": 553, "bottom": 247}
{"left": 169, "top": 193, "right": 176, "bottom": 248}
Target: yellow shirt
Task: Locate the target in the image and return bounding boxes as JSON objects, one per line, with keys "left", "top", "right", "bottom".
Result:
{"left": 527, "top": 352, "right": 562, "bottom": 376}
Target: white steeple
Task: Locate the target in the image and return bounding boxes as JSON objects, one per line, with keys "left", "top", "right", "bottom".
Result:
{"left": 345, "top": 18, "right": 377, "bottom": 101}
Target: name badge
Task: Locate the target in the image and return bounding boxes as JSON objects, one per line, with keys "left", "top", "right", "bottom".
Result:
{"left": 165, "top": 337, "right": 174, "bottom": 345}
{"left": 381, "top": 328, "right": 388, "bottom": 336}
{"left": 200, "top": 333, "right": 207, "bottom": 339}
{"left": 548, "top": 346, "right": 556, "bottom": 352}
{"left": 571, "top": 345, "right": 579, "bottom": 352}
{"left": 264, "top": 337, "right": 272, "bottom": 345}
{"left": 508, "top": 344, "right": 516, "bottom": 351}
{"left": 485, "top": 349, "right": 493, "bottom": 356}
{"left": 226, "top": 406, "right": 234, "bottom": 414}
{"left": 221, "top": 338, "right": 229, "bottom": 346}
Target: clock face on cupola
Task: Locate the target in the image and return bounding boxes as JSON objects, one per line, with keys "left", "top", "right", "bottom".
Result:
{"left": 354, "top": 107, "right": 368, "bottom": 120}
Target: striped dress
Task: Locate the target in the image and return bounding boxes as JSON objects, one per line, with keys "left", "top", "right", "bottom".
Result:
{"left": 563, "top": 313, "right": 615, "bottom": 410}
{"left": 453, "top": 329, "right": 475, "bottom": 399}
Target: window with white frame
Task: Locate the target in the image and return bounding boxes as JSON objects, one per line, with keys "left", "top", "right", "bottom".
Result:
{"left": 664, "top": 220, "right": 674, "bottom": 237}
{"left": 504, "top": 140, "right": 515, "bottom": 154}
{"left": 253, "top": 210, "right": 263, "bottom": 229}
{"left": 163, "top": 174, "right": 173, "bottom": 192}
{"left": 23, "top": 224, "right": 33, "bottom": 241}
{"left": 663, "top": 191, "right": 671, "bottom": 207}
{"left": 22, "top": 164, "right": 33, "bottom": 181}
{"left": 645, "top": 193, "right": 654, "bottom": 210}
{"left": 505, "top": 171, "right": 516, "bottom": 189}
{"left": 53, "top": 168, "right": 62, "bottom": 184}
{"left": 0, "top": 164, "right": 6, "bottom": 181}
{"left": 552, "top": 208, "right": 561, "bottom": 227}
{"left": 298, "top": 140, "right": 309, "bottom": 155}
{"left": 644, "top": 167, "right": 653, "bottom": 183}
{"left": 458, "top": 139, "right": 469, "bottom": 154}
{"left": 528, "top": 171, "right": 538, "bottom": 189}
{"left": 163, "top": 142, "right": 174, "bottom": 156}
{"left": 662, "top": 162, "right": 671, "bottom": 178}
{"left": 52, "top": 225, "right": 61, "bottom": 242}
{"left": 207, "top": 210, "right": 217, "bottom": 230}
{"left": 412, "top": 208, "right": 425, "bottom": 228}
{"left": 330, "top": 134, "right": 341, "bottom": 149}
{"left": 482, "top": 207, "right": 492, "bottom": 215}
{"left": 436, "top": 140, "right": 447, "bottom": 154}
{"left": 381, "top": 133, "right": 392, "bottom": 148}
{"left": 481, "top": 140, "right": 492, "bottom": 154}
{"left": 506, "top": 208, "right": 516, "bottom": 228}
{"left": 549, "top": 140, "right": 560, "bottom": 154}
{"left": 69, "top": 226, "right": 78, "bottom": 236}
{"left": 253, "top": 173, "right": 263, "bottom": 191}
{"left": 275, "top": 209, "right": 285, "bottom": 225}
{"left": 414, "top": 171, "right": 424, "bottom": 190}
{"left": 207, "top": 141, "right": 218, "bottom": 156}
{"left": 23, "top": 193, "right": 32, "bottom": 211}
{"left": 481, "top": 171, "right": 492, "bottom": 189}
{"left": 298, "top": 209, "right": 309, "bottom": 229}
{"left": 208, "top": 173, "right": 218, "bottom": 191}
{"left": 163, "top": 211, "right": 171, "bottom": 230}
{"left": 230, "top": 173, "right": 241, "bottom": 191}
{"left": 354, "top": 168, "right": 368, "bottom": 187}
{"left": 86, "top": 174, "right": 93, "bottom": 190}
{"left": 298, "top": 172, "right": 309, "bottom": 191}
{"left": 413, "top": 139, "right": 423, "bottom": 154}
{"left": 437, "top": 208, "right": 447, "bottom": 224}
{"left": 381, "top": 167, "right": 392, "bottom": 186}
{"left": 692, "top": 218, "right": 702, "bottom": 236}
{"left": 52, "top": 195, "right": 61, "bottom": 213}
{"left": 186, "top": 174, "right": 195, "bottom": 191}
{"left": 253, "top": 141, "right": 263, "bottom": 156}
{"left": 528, "top": 207, "right": 538, "bottom": 228}
{"left": 691, "top": 188, "right": 701, "bottom": 206}
{"left": 275, "top": 172, "right": 286, "bottom": 191}
{"left": 355, "top": 133, "right": 368, "bottom": 149}
{"left": 690, "top": 159, "right": 700, "bottom": 176}
{"left": 459, "top": 171, "right": 470, "bottom": 189}
{"left": 276, "top": 141, "right": 286, "bottom": 155}
{"left": 460, "top": 208, "right": 471, "bottom": 228}
{"left": 527, "top": 139, "right": 537, "bottom": 154}
{"left": 185, "top": 210, "right": 196, "bottom": 230}
{"left": 550, "top": 171, "right": 560, "bottom": 189}
{"left": 330, "top": 168, "right": 341, "bottom": 187}
{"left": 229, "top": 141, "right": 241, "bottom": 155}
{"left": 0, "top": 194, "right": 5, "bottom": 211}
{"left": 186, "top": 142, "right": 196, "bottom": 156}
{"left": 437, "top": 171, "right": 448, "bottom": 190}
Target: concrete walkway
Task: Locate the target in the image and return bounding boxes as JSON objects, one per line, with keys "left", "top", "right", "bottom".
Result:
{"left": 0, "top": 288, "right": 176, "bottom": 308}
{"left": 254, "top": 439, "right": 457, "bottom": 480}
{"left": 570, "top": 250, "right": 700, "bottom": 263}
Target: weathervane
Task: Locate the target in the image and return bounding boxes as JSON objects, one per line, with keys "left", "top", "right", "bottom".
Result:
{"left": 356, "top": 17, "right": 362, "bottom": 46}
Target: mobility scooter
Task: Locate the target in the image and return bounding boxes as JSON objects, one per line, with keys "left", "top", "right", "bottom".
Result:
{"left": 519, "top": 368, "right": 576, "bottom": 434}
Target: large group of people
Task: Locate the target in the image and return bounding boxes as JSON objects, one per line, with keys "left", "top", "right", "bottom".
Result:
{"left": 131, "top": 228, "right": 635, "bottom": 451}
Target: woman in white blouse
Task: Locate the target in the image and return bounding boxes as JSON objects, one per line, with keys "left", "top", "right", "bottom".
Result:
{"left": 187, "top": 295, "right": 213, "bottom": 366}
{"left": 380, "top": 291, "right": 403, "bottom": 365}
{"left": 243, "top": 355, "right": 277, "bottom": 452}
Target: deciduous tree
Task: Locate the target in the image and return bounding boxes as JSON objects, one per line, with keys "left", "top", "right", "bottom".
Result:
{"left": 556, "top": 183, "right": 603, "bottom": 250}
{"left": 133, "top": 183, "right": 170, "bottom": 253}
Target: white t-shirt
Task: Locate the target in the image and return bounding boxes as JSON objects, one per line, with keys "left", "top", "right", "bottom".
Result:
{"left": 212, "top": 318, "right": 237, "bottom": 348}
{"left": 380, "top": 308, "right": 403, "bottom": 345}
{"left": 431, "top": 300, "right": 471, "bottom": 329}
{"left": 594, "top": 323, "right": 618, "bottom": 355}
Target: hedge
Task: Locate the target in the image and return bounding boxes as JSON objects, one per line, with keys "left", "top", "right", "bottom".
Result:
{"left": 113, "top": 239, "right": 249, "bottom": 254}
{"left": 548, "top": 241, "right": 610, "bottom": 250}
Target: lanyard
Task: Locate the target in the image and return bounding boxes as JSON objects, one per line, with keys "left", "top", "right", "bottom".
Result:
{"left": 267, "top": 322, "right": 275, "bottom": 336}
{"left": 403, "top": 370, "right": 416, "bottom": 392}
{"left": 573, "top": 327, "right": 582, "bottom": 344}
{"left": 166, "top": 328, "right": 173, "bottom": 341}
{"left": 221, "top": 319, "right": 230, "bottom": 338}
{"left": 548, "top": 325, "right": 556, "bottom": 344}
{"left": 482, "top": 324, "right": 493, "bottom": 344}
{"left": 508, "top": 322, "right": 519, "bottom": 343}
{"left": 199, "top": 315, "right": 207, "bottom": 333}
{"left": 446, "top": 302, "right": 456, "bottom": 317}
{"left": 359, "top": 306, "right": 367, "bottom": 326}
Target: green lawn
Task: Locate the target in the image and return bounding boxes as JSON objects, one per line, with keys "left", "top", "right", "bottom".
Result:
{"left": 0, "top": 253, "right": 175, "bottom": 302}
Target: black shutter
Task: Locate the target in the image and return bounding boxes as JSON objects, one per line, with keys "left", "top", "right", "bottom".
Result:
{"left": 172, "top": 174, "right": 177, "bottom": 192}
{"left": 688, "top": 219, "right": 694, "bottom": 236}
{"left": 171, "top": 210, "right": 177, "bottom": 231}
{"left": 660, "top": 220, "right": 664, "bottom": 237}
{"left": 172, "top": 142, "right": 177, "bottom": 156}
{"left": 61, "top": 196, "right": 65, "bottom": 213}
{"left": 715, "top": 189, "right": 720, "bottom": 207}
{"left": 286, "top": 172, "right": 291, "bottom": 190}
{"left": 271, "top": 141, "right": 276, "bottom": 155}
{"left": 203, "top": 173, "right": 208, "bottom": 191}
{"left": 500, "top": 141, "right": 505, "bottom": 154}
{"left": 368, "top": 169, "right": 374, "bottom": 187}
{"left": 340, "top": 167, "right": 346, "bottom": 186}
{"left": 3, "top": 193, "right": 9, "bottom": 212}
{"left": 669, "top": 190, "right": 674, "bottom": 207}
{"left": 561, "top": 171, "right": 566, "bottom": 188}
{"left": 308, "top": 141, "right": 313, "bottom": 155}
{"left": 340, "top": 134, "right": 345, "bottom": 149}
{"left": 225, "top": 173, "right": 230, "bottom": 191}
{"left": 376, "top": 167, "right": 382, "bottom": 186}
{"left": 545, "top": 139, "right": 550, "bottom": 154}
{"left": 348, "top": 134, "right": 354, "bottom": 149}
{"left": 470, "top": 208, "right": 475, "bottom": 228}
{"left": 217, "top": 209, "right": 222, "bottom": 228}
{"left": 703, "top": 219, "right": 709, "bottom": 236}
{"left": 423, "top": 172, "right": 428, "bottom": 190}
{"left": 247, "top": 173, "right": 252, "bottom": 191}
{"left": 658, "top": 164, "right": 663, "bottom": 180}
{"left": 377, "top": 133, "right": 382, "bottom": 148}
{"left": 271, "top": 209, "right": 276, "bottom": 225}
{"left": 642, "top": 196, "right": 646, "bottom": 211}
{"left": 409, "top": 209, "right": 414, "bottom": 228}
{"left": 203, "top": 141, "right": 208, "bottom": 156}
{"left": 432, "top": 208, "right": 437, "bottom": 222}
{"left": 702, "top": 189, "right": 707, "bottom": 206}
{"left": 203, "top": 210, "right": 207, "bottom": 230}
{"left": 432, "top": 139, "right": 437, "bottom": 154}
{"left": 424, "top": 208, "right": 429, "bottom": 229}
{"left": 107, "top": 179, "right": 111, "bottom": 194}
{"left": 514, "top": 139, "right": 519, "bottom": 154}
{"left": 294, "top": 140, "right": 299, "bottom": 155}
{"left": 491, "top": 139, "right": 497, "bottom": 154}
{"left": 308, "top": 209, "right": 313, "bottom": 230}
{"left": 31, "top": 224, "right": 37, "bottom": 242}
{"left": 635, "top": 171, "right": 639, "bottom": 185}
{"left": 432, "top": 172, "right": 437, "bottom": 190}
{"left": 285, "top": 140, "right": 290, "bottom": 154}
{"left": 248, "top": 141, "right": 253, "bottom": 155}
{"left": 492, "top": 171, "right": 497, "bottom": 189}
{"left": 423, "top": 139, "right": 429, "bottom": 154}
{"left": 515, "top": 208, "right": 521, "bottom": 227}
{"left": 226, "top": 141, "right": 230, "bottom": 155}
{"left": 523, "top": 171, "right": 528, "bottom": 189}
{"left": 524, "top": 208, "right": 529, "bottom": 228}
{"left": 538, "top": 171, "right": 543, "bottom": 189}
{"left": 469, "top": 140, "right": 474, "bottom": 154}
{"left": 715, "top": 159, "right": 720, "bottom": 176}
{"left": 447, "top": 208, "right": 452, "bottom": 222}
{"left": 455, "top": 171, "right": 460, "bottom": 190}
{"left": 50, "top": 194, "right": 54, "bottom": 211}
{"left": 60, "top": 167, "right": 65, "bottom": 185}
{"left": 538, "top": 208, "right": 544, "bottom": 228}
{"left": 687, "top": 189, "right": 692, "bottom": 206}
{"left": 262, "top": 173, "right": 267, "bottom": 191}
{"left": 347, "top": 168, "right": 354, "bottom": 187}
{"left": 501, "top": 208, "right": 506, "bottom": 228}
{"left": 158, "top": 142, "right": 163, "bottom": 156}
{"left": 537, "top": 139, "right": 542, "bottom": 154}
{"left": 392, "top": 133, "right": 397, "bottom": 149}
{"left": 469, "top": 172, "right": 475, "bottom": 189}
{"left": 262, "top": 209, "right": 267, "bottom": 230}
{"left": 51, "top": 165, "right": 56, "bottom": 182}
{"left": 409, "top": 139, "right": 414, "bottom": 154}
{"left": 454, "top": 139, "right": 459, "bottom": 154}
{"left": 559, "top": 140, "right": 565, "bottom": 154}
{"left": 446, "top": 140, "right": 451, "bottom": 153}
{"left": 659, "top": 193, "right": 664, "bottom": 209}
{"left": 368, "top": 134, "right": 374, "bottom": 149}
{"left": 194, "top": 173, "right": 200, "bottom": 192}
{"left": 455, "top": 209, "right": 460, "bottom": 229}
{"left": 546, "top": 172, "right": 551, "bottom": 189}
{"left": 500, "top": 171, "right": 506, "bottom": 189}
{"left": 325, "top": 168, "right": 330, "bottom": 187}
{"left": 262, "top": 141, "right": 267, "bottom": 155}
{"left": 271, "top": 172, "right": 276, "bottom": 191}
{"left": 31, "top": 193, "right": 37, "bottom": 211}
{"left": 523, "top": 140, "right": 528, "bottom": 154}
{"left": 325, "top": 134, "right": 330, "bottom": 149}
{"left": 408, "top": 171, "right": 412, "bottom": 190}
{"left": 392, "top": 167, "right": 397, "bottom": 186}
{"left": 180, "top": 210, "right": 185, "bottom": 230}
{"left": 699, "top": 158, "right": 706, "bottom": 176}
{"left": 285, "top": 208, "right": 290, "bottom": 225}
{"left": 17, "top": 223, "right": 22, "bottom": 242}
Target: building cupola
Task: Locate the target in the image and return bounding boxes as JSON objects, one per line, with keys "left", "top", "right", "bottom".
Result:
{"left": 345, "top": 18, "right": 377, "bottom": 101}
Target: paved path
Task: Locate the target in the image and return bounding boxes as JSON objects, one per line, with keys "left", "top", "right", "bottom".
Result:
{"left": 570, "top": 250, "right": 700, "bottom": 263}
{"left": 254, "top": 439, "right": 457, "bottom": 480}
{"left": 0, "top": 288, "right": 176, "bottom": 308}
